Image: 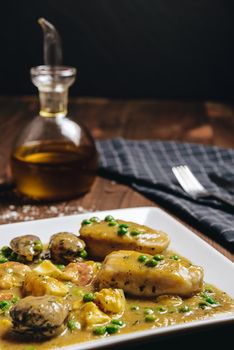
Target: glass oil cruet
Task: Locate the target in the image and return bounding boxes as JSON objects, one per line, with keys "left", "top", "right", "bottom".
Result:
{"left": 10, "top": 18, "right": 98, "bottom": 201}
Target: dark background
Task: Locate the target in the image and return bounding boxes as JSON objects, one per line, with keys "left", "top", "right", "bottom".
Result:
{"left": 0, "top": 0, "right": 234, "bottom": 100}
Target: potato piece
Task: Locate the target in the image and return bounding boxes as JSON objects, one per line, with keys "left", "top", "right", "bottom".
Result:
{"left": 33, "top": 260, "right": 62, "bottom": 279}
{"left": 0, "top": 262, "right": 31, "bottom": 289}
{"left": 80, "top": 302, "right": 110, "bottom": 329}
{"left": 80, "top": 219, "right": 170, "bottom": 260}
{"left": 23, "top": 271, "right": 68, "bottom": 297}
{"left": 95, "top": 288, "right": 125, "bottom": 315}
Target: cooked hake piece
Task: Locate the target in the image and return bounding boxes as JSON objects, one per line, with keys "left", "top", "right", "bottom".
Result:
{"left": 96, "top": 250, "right": 203, "bottom": 297}
{"left": 80, "top": 219, "right": 169, "bottom": 260}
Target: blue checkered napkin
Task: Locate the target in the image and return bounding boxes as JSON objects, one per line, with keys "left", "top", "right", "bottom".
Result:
{"left": 96, "top": 138, "right": 234, "bottom": 250}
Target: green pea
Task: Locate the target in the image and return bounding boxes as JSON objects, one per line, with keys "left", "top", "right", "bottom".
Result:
{"left": 179, "top": 305, "right": 191, "bottom": 313}
{"left": 111, "top": 319, "right": 124, "bottom": 326}
{"left": 145, "top": 315, "right": 156, "bottom": 322}
{"left": 83, "top": 293, "right": 95, "bottom": 302}
{"left": 34, "top": 240, "right": 43, "bottom": 252}
{"left": 90, "top": 217, "right": 100, "bottom": 223}
{"left": 119, "top": 223, "right": 129, "bottom": 228}
{"left": 82, "top": 219, "right": 92, "bottom": 225}
{"left": 144, "top": 307, "right": 154, "bottom": 315}
{"left": 145, "top": 259, "right": 158, "bottom": 267}
{"left": 67, "top": 320, "right": 80, "bottom": 331}
{"left": 1, "top": 246, "right": 12, "bottom": 257}
{"left": 0, "top": 300, "right": 11, "bottom": 311}
{"left": 205, "top": 296, "right": 217, "bottom": 305}
{"left": 106, "top": 324, "right": 120, "bottom": 334}
{"left": 108, "top": 221, "right": 117, "bottom": 226}
{"left": 104, "top": 215, "right": 115, "bottom": 222}
{"left": 93, "top": 326, "right": 107, "bottom": 335}
{"left": 55, "top": 264, "right": 65, "bottom": 270}
{"left": 200, "top": 293, "right": 217, "bottom": 305}
{"left": 170, "top": 255, "right": 179, "bottom": 260}
{"left": 0, "top": 255, "right": 8, "bottom": 263}
{"left": 153, "top": 254, "right": 164, "bottom": 261}
{"left": 118, "top": 227, "right": 128, "bottom": 236}
{"left": 155, "top": 306, "right": 167, "bottom": 313}
{"left": 130, "top": 231, "right": 141, "bottom": 236}
{"left": 23, "top": 347, "right": 37, "bottom": 350}
{"left": 138, "top": 255, "right": 148, "bottom": 263}
{"left": 79, "top": 249, "right": 88, "bottom": 259}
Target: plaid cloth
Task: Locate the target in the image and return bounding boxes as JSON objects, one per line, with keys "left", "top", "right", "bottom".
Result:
{"left": 96, "top": 138, "right": 234, "bottom": 251}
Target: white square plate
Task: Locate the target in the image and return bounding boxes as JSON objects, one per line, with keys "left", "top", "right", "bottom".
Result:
{"left": 0, "top": 206, "right": 233, "bottom": 350}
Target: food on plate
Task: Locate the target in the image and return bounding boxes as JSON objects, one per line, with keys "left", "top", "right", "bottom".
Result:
{"left": 79, "top": 216, "right": 170, "bottom": 260}
{"left": 49, "top": 232, "right": 86, "bottom": 264}
{"left": 96, "top": 250, "right": 203, "bottom": 297}
{"left": 61, "top": 261, "right": 99, "bottom": 286}
{"left": 23, "top": 270, "right": 69, "bottom": 297}
{"left": 0, "top": 262, "right": 31, "bottom": 289}
{"left": 95, "top": 288, "right": 125, "bottom": 315}
{"left": 10, "top": 235, "right": 43, "bottom": 262}
{"left": 33, "top": 260, "right": 63, "bottom": 279}
{"left": 80, "top": 301, "right": 111, "bottom": 329}
{"left": 10, "top": 295, "right": 70, "bottom": 338}
{"left": 0, "top": 214, "right": 232, "bottom": 350}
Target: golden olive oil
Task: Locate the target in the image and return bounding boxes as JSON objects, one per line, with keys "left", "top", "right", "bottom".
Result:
{"left": 11, "top": 141, "right": 98, "bottom": 201}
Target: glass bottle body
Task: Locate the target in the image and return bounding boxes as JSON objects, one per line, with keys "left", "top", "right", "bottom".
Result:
{"left": 10, "top": 66, "right": 98, "bottom": 201}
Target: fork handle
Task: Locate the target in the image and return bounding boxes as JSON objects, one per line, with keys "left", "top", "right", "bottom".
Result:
{"left": 207, "top": 193, "right": 234, "bottom": 211}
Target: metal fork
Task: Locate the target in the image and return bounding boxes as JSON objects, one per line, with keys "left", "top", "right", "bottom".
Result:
{"left": 172, "top": 165, "right": 234, "bottom": 211}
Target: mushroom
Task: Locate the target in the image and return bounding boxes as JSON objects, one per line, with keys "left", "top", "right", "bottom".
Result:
{"left": 10, "top": 295, "right": 70, "bottom": 339}
{"left": 49, "top": 232, "right": 86, "bottom": 264}
{"left": 10, "top": 235, "right": 43, "bottom": 262}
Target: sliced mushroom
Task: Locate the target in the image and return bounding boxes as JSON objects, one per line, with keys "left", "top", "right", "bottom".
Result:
{"left": 10, "top": 235, "right": 43, "bottom": 262}
{"left": 10, "top": 295, "right": 70, "bottom": 339}
{"left": 49, "top": 232, "right": 85, "bottom": 264}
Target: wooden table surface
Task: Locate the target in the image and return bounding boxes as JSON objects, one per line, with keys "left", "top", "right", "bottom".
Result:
{"left": 0, "top": 96, "right": 233, "bottom": 347}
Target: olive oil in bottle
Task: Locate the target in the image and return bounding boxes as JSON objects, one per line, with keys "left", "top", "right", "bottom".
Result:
{"left": 11, "top": 141, "right": 98, "bottom": 201}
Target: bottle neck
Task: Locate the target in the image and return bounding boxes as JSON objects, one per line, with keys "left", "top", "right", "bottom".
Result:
{"left": 39, "top": 89, "right": 68, "bottom": 117}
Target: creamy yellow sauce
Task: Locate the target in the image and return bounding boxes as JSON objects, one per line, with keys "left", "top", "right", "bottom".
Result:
{"left": 0, "top": 249, "right": 233, "bottom": 350}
